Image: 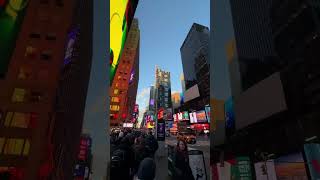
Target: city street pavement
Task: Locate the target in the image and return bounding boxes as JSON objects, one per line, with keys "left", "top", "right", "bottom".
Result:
{"left": 166, "top": 135, "right": 211, "bottom": 180}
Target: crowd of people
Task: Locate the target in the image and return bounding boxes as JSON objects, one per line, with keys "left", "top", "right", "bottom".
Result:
{"left": 110, "top": 128, "right": 158, "bottom": 180}
{"left": 110, "top": 128, "right": 195, "bottom": 180}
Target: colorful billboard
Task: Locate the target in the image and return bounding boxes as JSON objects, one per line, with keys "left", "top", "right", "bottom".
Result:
{"left": 110, "top": 0, "right": 139, "bottom": 84}
{"left": 0, "top": 0, "right": 29, "bottom": 78}
{"left": 304, "top": 143, "right": 320, "bottom": 179}
{"left": 190, "top": 112, "right": 197, "bottom": 123}
{"left": 236, "top": 157, "right": 253, "bottom": 179}
{"left": 196, "top": 110, "right": 207, "bottom": 123}
{"left": 274, "top": 153, "right": 308, "bottom": 179}
{"left": 254, "top": 160, "right": 277, "bottom": 180}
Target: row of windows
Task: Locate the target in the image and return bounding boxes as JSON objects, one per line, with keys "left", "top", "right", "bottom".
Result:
{"left": 111, "top": 97, "right": 120, "bottom": 103}
{"left": 11, "top": 88, "right": 46, "bottom": 103}
{"left": 25, "top": 46, "right": 53, "bottom": 60}
{"left": 0, "top": 138, "right": 30, "bottom": 156}
{"left": 113, "top": 89, "right": 124, "bottom": 95}
{"left": 40, "top": 0, "right": 65, "bottom": 7}
{"left": 110, "top": 105, "right": 120, "bottom": 111}
{"left": 29, "top": 32, "right": 57, "bottom": 41}
{"left": 17, "top": 67, "right": 49, "bottom": 81}
{"left": 1, "top": 112, "right": 38, "bottom": 128}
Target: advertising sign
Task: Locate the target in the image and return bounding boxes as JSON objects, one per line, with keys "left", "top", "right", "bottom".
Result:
{"left": 190, "top": 112, "right": 197, "bottom": 123}
{"left": 183, "top": 111, "right": 189, "bottom": 120}
{"left": 123, "top": 123, "right": 133, "bottom": 128}
{"left": 205, "top": 106, "right": 210, "bottom": 123}
{"left": 236, "top": 157, "right": 253, "bottom": 179}
{"left": 254, "top": 160, "right": 277, "bottom": 180}
{"left": 157, "top": 122, "right": 165, "bottom": 141}
{"left": 64, "top": 27, "right": 79, "bottom": 66}
{"left": 150, "top": 99, "right": 154, "bottom": 106}
{"left": 158, "top": 108, "right": 164, "bottom": 119}
{"left": 274, "top": 153, "right": 308, "bottom": 179}
{"left": 134, "top": 104, "right": 139, "bottom": 113}
{"left": 304, "top": 143, "right": 320, "bottom": 179}
{"left": 189, "top": 150, "right": 207, "bottom": 180}
{"left": 225, "top": 97, "right": 235, "bottom": 136}
{"left": 177, "top": 112, "right": 183, "bottom": 121}
{"left": 129, "top": 69, "right": 135, "bottom": 84}
{"left": 110, "top": 0, "right": 139, "bottom": 84}
{"left": 216, "top": 161, "right": 231, "bottom": 180}
{"left": 0, "top": 0, "right": 29, "bottom": 77}
{"left": 166, "top": 108, "right": 173, "bottom": 120}
{"left": 196, "top": 110, "right": 207, "bottom": 123}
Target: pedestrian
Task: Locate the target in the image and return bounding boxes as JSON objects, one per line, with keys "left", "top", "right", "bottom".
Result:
{"left": 172, "top": 140, "right": 195, "bottom": 180}
{"left": 134, "top": 157, "right": 156, "bottom": 180}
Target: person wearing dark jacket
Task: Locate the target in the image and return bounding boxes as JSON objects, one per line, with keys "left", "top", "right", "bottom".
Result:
{"left": 111, "top": 136, "right": 135, "bottom": 180}
{"left": 173, "top": 140, "right": 195, "bottom": 180}
{"left": 136, "top": 157, "right": 156, "bottom": 180}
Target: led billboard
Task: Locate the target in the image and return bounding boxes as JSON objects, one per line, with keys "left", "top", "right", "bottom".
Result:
{"left": 110, "top": 0, "right": 139, "bottom": 84}
{"left": 205, "top": 106, "right": 210, "bottom": 123}
{"left": 189, "top": 112, "right": 197, "bottom": 123}
{"left": 196, "top": 110, "right": 207, "bottom": 123}
{"left": 0, "top": 0, "right": 29, "bottom": 78}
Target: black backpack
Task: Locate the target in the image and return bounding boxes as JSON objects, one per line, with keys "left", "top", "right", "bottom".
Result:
{"left": 111, "top": 148, "right": 126, "bottom": 169}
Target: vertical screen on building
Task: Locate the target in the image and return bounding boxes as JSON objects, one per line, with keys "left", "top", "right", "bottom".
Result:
{"left": 64, "top": 26, "right": 80, "bottom": 66}
{"left": 110, "top": 0, "right": 139, "bottom": 84}
{"left": 0, "top": 0, "right": 29, "bottom": 78}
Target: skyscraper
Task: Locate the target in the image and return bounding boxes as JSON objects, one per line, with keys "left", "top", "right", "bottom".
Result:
{"left": 149, "top": 86, "right": 157, "bottom": 111}
{"left": 180, "top": 23, "right": 209, "bottom": 90}
{"left": 0, "top": 0, "right": 93, "bottom": 179}
{"left": 110, "top": 18, "right": 140, "bottom": 127}
{"left": 155, "top": 66, "right": 172, "bottom": 110}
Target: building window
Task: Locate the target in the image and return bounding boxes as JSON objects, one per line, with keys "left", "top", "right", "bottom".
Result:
{"left": 18, "top": 67, "right": 32, "bottom": 80}
{"left": 3, "top": 138, "right": 24, "bottom": 155}
{"left": 111, "top": 97, "right": 120, "bottom": 103}
{"left": 40, "top": 50, "right": 52, "bottom": 60}
{"left": 115, "top": 83, "right": 119, "bottom": 87}
{"left": 0, "top": 138, "right": 4, "bottom": 154}
{"left": 46, "top": 33, "right": 57, "bottom": 41}
{"left": 10, "top": 113, "right": 30, "bottom": 128}
{"left": 114, "top": 89, "right": 119, "bottom": 95}
{"left": 29, "top": 32, "right": 41, "bottom": 39}
{"left": 118, "top": 76, "right": 122, "bottom": 80}
{"left": 29, "top": 91, "right": 44, "bottom": 103}
{"left": 23, "top": 140, "right": 30, "bottom": 156}
{"left": 25, "top": 46, "right": 37, "bottom": 58}
{"left": 110, "top": 105, "right": 120, "bottom": 111}
{"left": 12, "top": 88, "right": 26, "bottom": 102}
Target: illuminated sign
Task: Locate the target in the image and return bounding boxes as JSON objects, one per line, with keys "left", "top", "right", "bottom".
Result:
{"left": 196, "top": 110, "right": 207, "bottom": 123}
{"left": 158, "top": 108, "right": 164, "bottom": 119}
{"left": 129, "top": 69, "right": 135, "bottom": 84}
{"left": 205, "top": 106, "right": 210, "bottom": 123}
{"left": 123, "top": 123, "right": 133, "bottom": 128}
{"left": 110, "top": 0, "right": 139, "bottom": 84}
{"left": 150, "top": 99, "right": 154, "bottom": 106}
{"left": 190, "top": 112, "right": 197, "bottom": 123}
{"left": 134, "top": 104, "right": 139, "bottom": 113}
{"left": 0, "top": 0, "right": 29, "bottom": 77}
{"left": 64, "top": 27, "right": 79, "bottom": 65}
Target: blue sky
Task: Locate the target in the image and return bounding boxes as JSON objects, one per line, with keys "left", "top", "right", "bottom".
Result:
{"left": 134, "top": 0, "right": 210, "bottom": 118}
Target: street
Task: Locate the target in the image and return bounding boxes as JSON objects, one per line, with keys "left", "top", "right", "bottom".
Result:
{"left": 165, "top": 135, "right": 211, "bottom": 180}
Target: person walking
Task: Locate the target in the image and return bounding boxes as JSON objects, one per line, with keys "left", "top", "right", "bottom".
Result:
{"left": 172, "top": 140, "right": 195, "bottom": 180}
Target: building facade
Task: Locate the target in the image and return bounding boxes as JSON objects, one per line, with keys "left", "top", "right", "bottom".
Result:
{"left": 180, "top": 23, "right": 209, "bottom": 90}
{"left": 110, "top": 18, "right": 140, "bottom": 127}
{"left": 148, "top": 86, "right": 157, "bottom": 112}
{"left": 155, "top": 66, "right": 172, "bottom": 110}
{"left": 0, "top": 0, "right": 93, "bottom": 179}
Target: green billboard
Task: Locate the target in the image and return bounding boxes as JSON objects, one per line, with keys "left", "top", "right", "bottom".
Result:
{"left": 0, "top": 0, "right": 29, "bottom": 78}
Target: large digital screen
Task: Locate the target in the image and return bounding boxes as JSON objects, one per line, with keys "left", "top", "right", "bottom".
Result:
{"left": 190, "top": 112, "right": 197, "bottom": 123}
{"left": 110, "top": 0, "right": 139, "bottom": 84}
{"left": 0, "top": 0, "right": 29, "bottom": 78}
{"left": 304, "top": 144, "right": 320, "bottom": 179}
{"left": 196, "top": 110, "right": 207, "bottom": 123}
{"left": 205, "top": 106, "right": 210, "bottom": 123}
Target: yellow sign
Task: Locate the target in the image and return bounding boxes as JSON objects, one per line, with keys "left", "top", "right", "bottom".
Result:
{"left": 210, "top": 98, "right": 225, "bottom": 131}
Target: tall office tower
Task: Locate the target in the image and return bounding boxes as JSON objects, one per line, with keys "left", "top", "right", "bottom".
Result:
{"left": 270, "top": 0, "right": 320, "bottom": 141}
{"left": 149, "top": 86, "right": 157, "bottom": 111}
{"left": 180, "top": 23, "right": 209, "bottom": 90}
{"left": 110, "top": 18, "right": 140, "bottom": 127}
{"left": 194, "top": 47, "right": 210, "bottom": 100}
{"left": 229, "top": 0, "right": 286, "bottom": 92}
{"left": 0, "top": 0, "right": 93, "bottom": 179}
{"left": 155, "top": 66, "right": 172, "bottom": 110}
